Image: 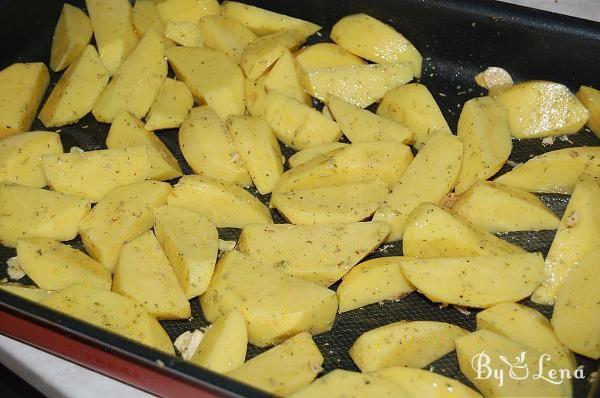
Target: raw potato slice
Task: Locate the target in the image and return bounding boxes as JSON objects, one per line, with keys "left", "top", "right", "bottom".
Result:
{"left": 85, "top": 0, "right": 139, "bottom": 75}
{"left": 0, "top": 284, "right": 51, "bottom": 303}
{"left": 0, "top": 63, "right": 49, "bottom": 138}
{"left": 552, "top": 248, "right": 600, "bottom": 359}
{"left": 263, "top": 90, "right": 342, "bottom": 149}
{"left": 228, "top": 332, "right": 323, "bottom": 396}
{"left": 327, "top": 95, "right": 413, "bottom": 144}
{"left": 403, "top": 203, "right": 526, "bottom": 258}
{"left": 350, "top": 321, "right": 468, "bottom": 372}
{"left": 377, "top": 83, "right": 451, "bottom": 149}
{"left": 0, "top": 182, "right": 91, "bottom": 248}
{"left": 237, "top": 222, "right": 390, "bottom": 286}
{"left": 164, "top": 22, "right": 203, "bottom": 47}
{"left": 532, "top": 176, "right": 600, "bottom": 305}
{"left": 337, "top": 257, "right": 415, "bottom": 313}
{"left": 0, "top": 131, "right": 62, "bottom": 188}
{"left": 373, "top": 367, "right": 483, "bottom": 398}
{"left": 198, "top": 15, "right": 257, "bottom": 63}
{"left": 295, "top": 43, "right": 365, "bottom": 71}
{"left": 271, "top": 179, "right": 389, "bottom": 224}
{"left": 331, "top": 14, "right": 422, "bottom": 77}
{"left": 144, "top": 78, "right": 193, "bottom": 130}
{"left": 113, "top": 231, "right": 190, "bottom": 320}
{"left": 167, "top": 46, "right": 245, "bottom": 120}
{"left": 40, "top": 45, "right": 110, "bottom": 127}
{"left": 106, "top": 111, "right": 182, "bottom": 181}
{"left": 577, "top": 85, "right": 600, "bottom": 138}
{"left": 455, "top": 96, "right": 512, "bottom": 193}
{"left": 241, "top": 31, "right": 305, "bottom": 80}
{"left": 132, "top": 1, "right": 170, "bottom": 43}
{"left": 42, "top": 147, "right": 152, "bottom": 202}
{"left": 263, "top": 51, "right": 311, "bottom": 105}
{"left": 178, "top": 106, "right": 252, "bottom": 186}
{"left": 288, "top": 143, "right": 348, "bottom": 168}
{"left": 79, "top": 181, "right": 172, "bottom": 272}
{"left": 456, "top": 330, "right": 571, "bottom": 397}
{"left": 274, "top": 141, "right": 413, "bottom": 192}
{"left": 93, "top": 30, "right": 167, "bottom": 123}
{"left": 154, "top": 205, "right": 218, "bottom": 299}
{"left": 200, "top": 251, "right": 338, "bottom": 346}
{"left": 373, "top": 131, "right": 463, "bottom": 241}
{"left": 450, "top": 181, "right": 560, "bottom": 233}
{"left": 244, "top": 77, "right": 268, "bottom": 117}
{"left": 400, "top": 253, "right": 545, "bottom": 308}
{"left": 16, "top": 238, "right": 111, "bottom": 291}
{"left": 156, "top": 0, "right": 219, "bottom": 24}
{"left": 42, "top": 284, "right": 174, "bottom": 355}
{"left": 221, "top": 1, "right": 321, "bottom": 37}
{"left": 166, "top": 175, "right": 272, "bottom": 228}
{"left": 191, "top": 310, "right": 247, "bottom": 373}
{"left": 494, "top": 147, "right": 600, "bottom": 194}
{"left": 50, "top": 4, "right": 93, "bottom": 72}
{"left": 477, "top": 302, "right": 576, "bottom": 371}
{"left": 304, "top": 63, "right": 413, "bottom": 108}
{"left": 291, "top": 369, "right": 411, "bottom": 398}
{"left": 493, "top": 81, "right": 589, "bottom": 139}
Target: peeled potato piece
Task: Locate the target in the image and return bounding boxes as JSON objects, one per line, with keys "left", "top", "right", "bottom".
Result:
{"left": 198, "top": 15, "right": 257, "bottom": 63}
{"left": 263, "top": 51, "right": 311, "bottom": 105}
{"left": 164, "top": 21, "right": 203, "bottom": 47}
{"left": 241, "top": 31, "right": 305, "bottom": 80}
{"left": 577, "top": 85, "right": 600, "bottom": 138}
{"left": 132, "top": 0, "right": 172, "bottom": 45}
{"left": 156, "top": 0, "right": 219, "bottom": 24}
{"left": 244, "top": 77, "right": 268, "bottom": 117}
{"left": 295, "top": 43, "right": 365, "bottom": 71}
{"left": 0, "top": 284, "right": 51, "bottom": 303}
{"left": 144, "top": 78, "right": 194, "bottom": 130}
{"left": 288, "top": 142, "right": 348, "bottom": 168}
{"left": 50, "top": 4, "right": 93, "bottom": 72}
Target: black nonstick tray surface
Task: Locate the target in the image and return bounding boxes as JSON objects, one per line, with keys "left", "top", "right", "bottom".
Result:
{"left": 0, "top": 0, "right": 599, "bottom": 397}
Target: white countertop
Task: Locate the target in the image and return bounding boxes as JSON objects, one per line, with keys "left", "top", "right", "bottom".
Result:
{"left": 1, "top": 1, "right": 598, "bottom": 397}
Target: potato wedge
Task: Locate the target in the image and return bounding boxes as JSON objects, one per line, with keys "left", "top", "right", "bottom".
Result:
{"left": 494, "top": 81, "right": 589, "bottom": 139}
{"left": 42, "top": 147, "right": 152, "bottom": 202}
{"left": 477, "top": 303, "right": 576, "bottom": 371}
{"left": 167, "top": 47, "right": 245, "bottom": 120}
{"left": 274, "top": 141, "right": 413, "bottom": 192}
{"left": 166, "top": 175, "right": 272, "bottom": 228}
{"left": 377, "top": 83, "right": 451, "bottom": 149}
{"left": 0, "top": 284, "right": 51, "bottom": 303}
{"left": 154, "top": 205, "right": 218, "bottom": 299}
{"left": 85, "top": 0, "right": 139, "bottom": 75}
{"left": 221, "top": 1, "right": 321, "bottom": 37}
{"left": 327, "top": 95, "right": 413, "bottom": 144}
{"left": 450, "top": 181, "right": 560, "bottom": 233}
{"left": 227, "top": 115, "right": 283, "bottom": 194}
{"left": 191, "top": 310, "right": 247, "bottom": 373}
{"left": 156, "top": 0, "right": 218, "bottom": 24}
{"left": 93, "top": 30, "right": 166, "bottom": 122}
{"left": 271, "top": 179, "right": 388, "bottom": 224}
{"left": 337, "top": 256, "right": 414, "bottom": 313}
{"left": 295, "top": 43, "right": 365, "bottom": 71}
{"left": 237, "top": 221, "right": 389, "bottom": 286}
{"left": 494, "top": 147, "right": 600, "bottom": 194}
{"left": 532, "top": 175, "right": 600, "bottom": 305}
{"left": 0, "top": 131, "right": 62, "bottom": 188}
{"left": 456, "top": 329, "right": 570, "bottom": 397}
{"left": 241, "top": 31, "right": 305, "bottom": 80}
{"left": 79, "top": 181, "right": 172, "bottom": 272}
{"left": 50, "top": 4, "right": 93, "bottom": 72}
{"left": 263, "top": 90, "right": 342, "bottom": 149}
{"left": 200, "top": 251, "right": 338, "bottom": 346}
{"left": 198, "top": 15, "right": 257, "bottom": 63}
{"left": 144, "top": 78, "right": 193, "bottom": 130}
{"left": 373, "top": 367, "right": 482, "bottom": 398}
{"left": 40, "top": 45, "right": 109, "bottom": 127}
{"left": 164, "top": 21, "right": 203, "bottom": 47}
{"left": 400, "top": 253, "right": 545, "bottom": 308}
{"left": 0, "top": 63, "right": 49, "bottom": 138}
{"left": 228, "top": 332, "right": 323, "bottom": 396}
{"left": 331, "top": 14, "right": 422, "bottom": 77}
{"left": 178, "top": 106, "right": 251, "bottom": 186}
{"left": 42, "top": 284, "right": 174, "bottom": 354}
{"left": 17, "top": 238, "right": 111, "bottom": 291}
{"left": 0, "top": 182, "right": 90, "bottom": 248}
{"left": 455, "top": 96, "right": 512, "bottom": 193}
{"left": 552, "top": 248, "right": 600, "bottom": 359}
{"left": 263, "top": 51, "right": 311, "bottom": 105}
{"left": 288, "top": 142, "right": 348, "bottom": 168}
{"left": 403, "top": 203, "right": 526, "bottom": 258}
{"left": 107, "top": 111, "right": 182, "bottom": 181}
{"left": 132, "top": 0, "right": 172, "bottom": 45}
{"left": 577, "top": 85, "right": 600, "bottom": 138}
{"left": 350, "top": 321, "right": 468, "bottom": 372}
{"left": 373, "top": 131, "right": 462, "bottom": 241}
{"left": 113, "top": 231, "right": 190, "bottom": 320}
{"left": 244, "top": 77, "right": 268, "bottom": 117}
{"left": 304, "top": 63, "right": 412, "bottom": 108}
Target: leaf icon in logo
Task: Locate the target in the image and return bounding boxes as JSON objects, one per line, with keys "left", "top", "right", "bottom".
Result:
{"left": 499, "top": 351, "right": 529, "bottom": 380}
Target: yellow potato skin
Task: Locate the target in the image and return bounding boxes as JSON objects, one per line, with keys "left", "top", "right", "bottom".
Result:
{"left": 288, "top": 142, "right": 348, "bottom": 168}
{"left": 0, "top": 284, "right": 51, "bottom": 303}
{"left": 577, "top": 85, "right": 600, "bottom": 138}
{"left": 295, "top": 43, "right": 365, "bottom": 71}
{"left": 145, "top": 78, "right": 194, "bottom": 131}
{"left": 198, "top": 15, "right": 257, "bottom": 64}
{"left": 50, "top": 4, "right": 93, "bottom": 72}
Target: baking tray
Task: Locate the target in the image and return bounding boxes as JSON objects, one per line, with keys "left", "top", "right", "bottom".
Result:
{"left": 0, "top": 0, "right": 599, "bottom": 396}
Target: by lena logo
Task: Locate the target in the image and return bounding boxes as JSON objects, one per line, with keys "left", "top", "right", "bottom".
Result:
{"left": 471, "top": 351, "right": 585, "bottom": 387}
